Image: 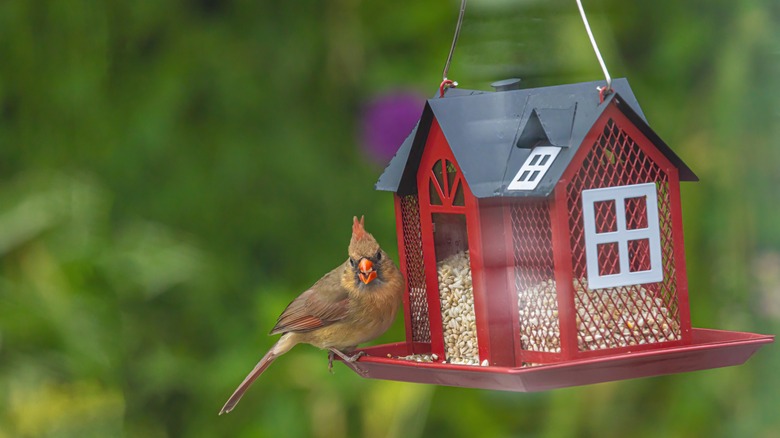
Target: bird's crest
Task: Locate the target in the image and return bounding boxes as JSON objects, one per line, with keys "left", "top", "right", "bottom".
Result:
{"left": 349, "top": 215, "right": 378, "bottom": 258}
{"left": 352, "top": 216, "right": 367, "bottom": 240}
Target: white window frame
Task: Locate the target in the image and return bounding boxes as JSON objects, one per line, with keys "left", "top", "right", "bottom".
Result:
{"left": 508, "top": 146, "right": 561, "bottom": 191}
{"left": 581, "top": 182, "right": 663, "bottom": 289}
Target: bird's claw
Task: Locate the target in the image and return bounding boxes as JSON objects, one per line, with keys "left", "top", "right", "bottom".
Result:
{"left": 327, "top": 349, "right": 368, "bottom": 376}
{"left": 345, "top": 351, "right": 366, "bottom": 363}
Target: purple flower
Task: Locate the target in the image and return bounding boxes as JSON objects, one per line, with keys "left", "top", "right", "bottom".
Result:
{"left": 360, "top": 91, "right": 426, "bottom": 165}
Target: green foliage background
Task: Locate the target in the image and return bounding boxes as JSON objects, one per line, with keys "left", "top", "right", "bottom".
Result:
{"left": 0, "top": 1, "right": 778, "bottom": 437}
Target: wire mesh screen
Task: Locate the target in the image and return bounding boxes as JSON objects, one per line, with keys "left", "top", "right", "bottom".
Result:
{"left": 511, "top": 201, "right": 560, "bottom": 353}
{"left": 400, "top": 194, "right": 431, "bottom": 343}
{"left": 567, "top": 118, "right": 681, "bottom": 351}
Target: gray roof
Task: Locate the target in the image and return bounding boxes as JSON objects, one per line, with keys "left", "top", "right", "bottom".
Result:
{"left": 375, "top": 78, "right": 697, "bottom": 198}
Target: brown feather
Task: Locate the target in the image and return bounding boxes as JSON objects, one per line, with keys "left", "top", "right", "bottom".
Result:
{"left": 219, "top": 346, "right": 277, "bottom": 415}
{"left": 219, "top": 333, "right": 299, "bottom": 415}
{"left": 269, "top": 268, "right": 350, "bottom": 335}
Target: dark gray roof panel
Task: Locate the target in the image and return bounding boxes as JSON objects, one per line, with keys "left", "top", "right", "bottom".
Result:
{"left": 374, "top": 123, "right": 417, "bottom": 192}
{"left": 524, "top": 107, "right": 576, "bottom": 148}
{"left": 375, "top": 78, "right": 696, "bottom": 198}
{"left": 374, "top": 88, "right": 491, "bottom": 194}
{"left": 429, "top": 89, "right": 530, "bottom": 198}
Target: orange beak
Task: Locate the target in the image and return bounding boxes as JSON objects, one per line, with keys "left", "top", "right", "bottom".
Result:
{"left": 358, "top": 258, "right": 377, "bottom": 284}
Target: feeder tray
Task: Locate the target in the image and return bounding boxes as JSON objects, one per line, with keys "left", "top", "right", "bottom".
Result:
{"left": 361, "top": 79, "right": 773, "bottom": 392}
{"left": 342, "top": 328, "right": 773, "bottom": 391}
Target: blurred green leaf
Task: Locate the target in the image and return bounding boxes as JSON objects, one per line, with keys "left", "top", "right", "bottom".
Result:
{"left": 0, "top": 0, "right": 777, "bottom": 437}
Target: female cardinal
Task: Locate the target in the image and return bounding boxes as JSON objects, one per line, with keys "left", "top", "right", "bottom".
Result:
{"left": 219, "top": 216, "right": 404, "bottom": 415}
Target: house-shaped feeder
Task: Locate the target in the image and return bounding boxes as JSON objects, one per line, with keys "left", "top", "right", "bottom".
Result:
{"left": 347, "top": 78, "right": 773, "bottom": 392}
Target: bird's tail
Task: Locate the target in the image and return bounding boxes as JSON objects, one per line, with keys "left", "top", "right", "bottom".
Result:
{"left": 219, "top": 334, "right": 295, "bottom": 415}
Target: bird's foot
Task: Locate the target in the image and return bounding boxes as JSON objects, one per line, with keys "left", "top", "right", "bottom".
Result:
{"left": 329, "top": 348, "right": 365, "bottom": 363}
{"left": 328, "top": 349, "right": 368, "bottom": 376}
{"left": 344, "top": 351, "right": 366, "bottom": 363}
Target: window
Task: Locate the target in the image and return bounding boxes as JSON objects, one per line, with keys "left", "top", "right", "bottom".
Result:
{"left": 581, "top": 183, "right": 663, "bottom": 289}
{"left": 508, "top": 146, "right": 561, "bottom": 191}
{"left": 429, "top": 159, "right": 465, "bottom": 207}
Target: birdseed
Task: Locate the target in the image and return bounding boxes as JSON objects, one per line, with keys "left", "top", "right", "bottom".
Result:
{"left": 518, "top": 278, "right": 681, "bottom": 352}
{"left": 437, "top": 250, "right": 480, "bottom": 365}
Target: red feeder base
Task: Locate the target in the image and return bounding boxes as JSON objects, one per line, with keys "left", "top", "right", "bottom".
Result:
{"left": 344, "top": 328, "right": 773, "bottom": 392}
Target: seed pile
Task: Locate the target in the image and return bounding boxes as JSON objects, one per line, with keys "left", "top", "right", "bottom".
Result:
{"left": 437, "top": 250, "right": 480, "bottom": 365}
{"left": 396, "top": 353, "right": 438, "bottom": 363}
{"left": 574, "top": 278, "right": 680, "bottom": 350}
{"left": 518, "top": 279, "right": 561, "bottom": 352}
{"left": 518, "top": 278, "right": 681, "bottom": 352}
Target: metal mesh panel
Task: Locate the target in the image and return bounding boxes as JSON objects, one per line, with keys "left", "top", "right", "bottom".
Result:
{"left": 567, "top": 119, "right": 681, "bottom": 351}
{"left": 400, "top": 194, "right": 431, "bottom": 343}
{"left": 511, "top": 201, "right": 560, "bottom": 352}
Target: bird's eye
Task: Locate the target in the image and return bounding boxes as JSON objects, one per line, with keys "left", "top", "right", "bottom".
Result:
{"left": 349, "top": 258, "right": 356, "bottom": 268}
{"left": 375, "top": 250, "right": 382, "bottom": 261}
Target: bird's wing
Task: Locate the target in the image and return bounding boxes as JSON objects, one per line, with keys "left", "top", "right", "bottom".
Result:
{"left": 269, "top": 267, "right": 350, "bottom": 335}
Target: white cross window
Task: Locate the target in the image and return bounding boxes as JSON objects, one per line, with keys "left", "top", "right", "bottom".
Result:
{"left": 581, "top": 183, "right": 663, "bottom": 289}
{"left": 508, "top": 146, "right": 561, "bottom": 191}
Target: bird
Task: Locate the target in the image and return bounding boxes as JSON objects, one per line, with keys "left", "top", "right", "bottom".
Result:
{"left": 219, "top": 216, "right": 404, "bottom": 415}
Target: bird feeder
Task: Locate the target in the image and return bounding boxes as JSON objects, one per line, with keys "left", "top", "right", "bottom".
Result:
{"left": 347, "top": 78, "right": 773, "bottom": 392}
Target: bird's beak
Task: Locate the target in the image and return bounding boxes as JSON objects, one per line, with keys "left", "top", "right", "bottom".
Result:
{"left": 358, "top": 258, "right": 377, "bottom": 284}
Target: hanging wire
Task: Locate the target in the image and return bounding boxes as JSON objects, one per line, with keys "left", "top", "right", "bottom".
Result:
{"left": 440, "top": 0, "right": 467, "bottom": 97}
{"left": 575, "top": 0, "right": 613, "bottom": 100}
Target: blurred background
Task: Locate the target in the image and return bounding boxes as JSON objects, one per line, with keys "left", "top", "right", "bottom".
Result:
{"left": 0, "top": 0, "right": 778, "bottom": 437}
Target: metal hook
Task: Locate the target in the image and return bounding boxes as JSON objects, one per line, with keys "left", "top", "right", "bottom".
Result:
{"left": 439, "top": 79, "right": 458, "bottom": 98}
